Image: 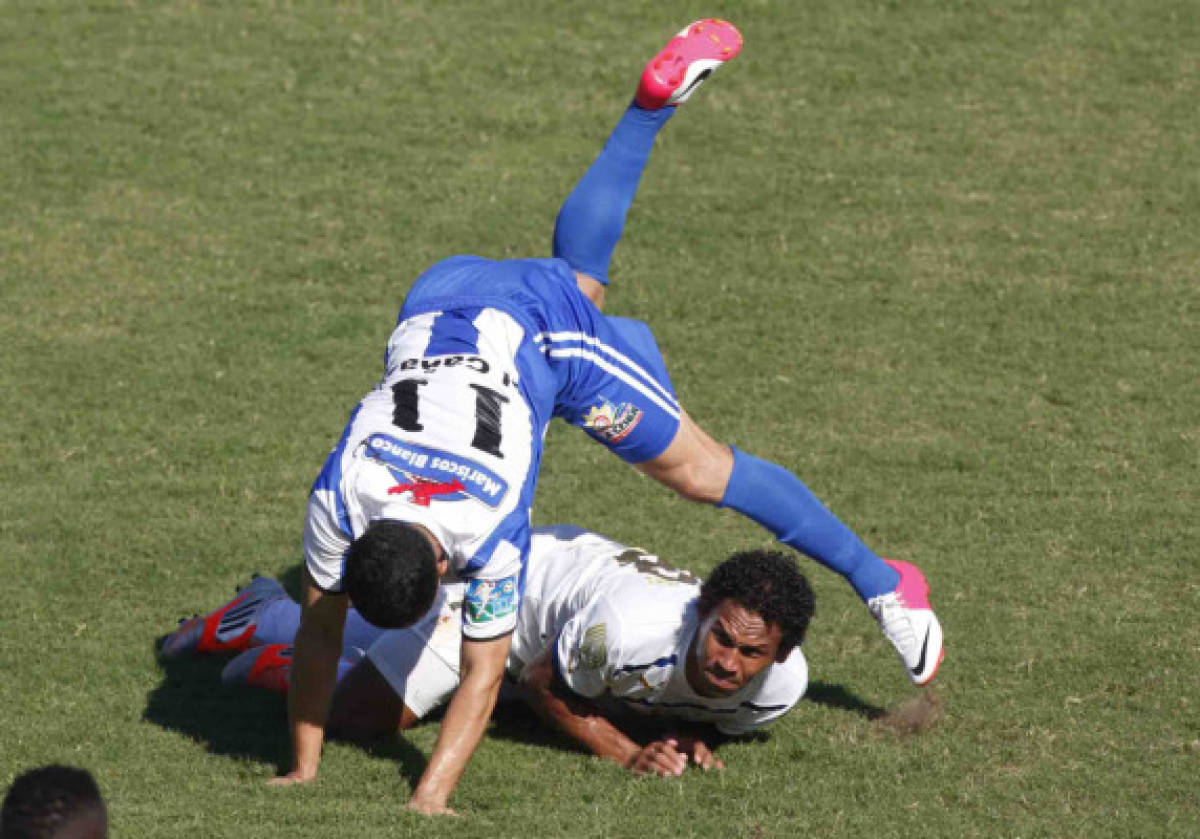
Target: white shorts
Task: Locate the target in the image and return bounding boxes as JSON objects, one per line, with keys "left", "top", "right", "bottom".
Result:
{"left": 365, "top": 581, "right": 464, "bottom": 719}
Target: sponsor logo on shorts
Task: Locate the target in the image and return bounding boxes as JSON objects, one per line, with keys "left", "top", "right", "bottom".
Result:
{"left": 582, "top": 399, "right": 643, "bottom": 444}
{"left": 365, "top": 434, "right": 508, "bottom": 508}
{"left": 464, "top": 577, "right": 517, "bottom": 625}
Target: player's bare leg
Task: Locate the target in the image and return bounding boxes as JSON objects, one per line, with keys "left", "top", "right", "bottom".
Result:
{"left": 634, "top": 412, "right": 732, "bottom": 504}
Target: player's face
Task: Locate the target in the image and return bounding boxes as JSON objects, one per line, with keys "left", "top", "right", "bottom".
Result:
{"left": 55, "top": 805, "right": 108, "bottom": 839}
{"left": 692, "top": 598, "right": 784, "bottom": 697}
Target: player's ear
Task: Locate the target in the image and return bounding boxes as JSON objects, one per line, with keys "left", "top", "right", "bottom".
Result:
{"left": 435, "top": 555, "right": 450, "bottom": 579}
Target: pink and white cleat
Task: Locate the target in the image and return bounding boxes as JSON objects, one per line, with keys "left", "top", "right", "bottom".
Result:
{"left": 635, "top": 19, "right": 743, "bottom": 110}
{"left": 867, "top": 559, "right": 945, "bottom": 686}
{"left": 158, "top": 575, "right": 285, "bottom": 659}
{"left": 222, "top": 643, "right": 294, "bottom": 693}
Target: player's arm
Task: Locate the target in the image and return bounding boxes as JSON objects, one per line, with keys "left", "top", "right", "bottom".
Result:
{"left": 271, "top": 569, "right": 347, "bottom": 785}
{"left": 519, "top": 649, "right": 688, "bottom": 777}
{"left": 406, "top": 632, "right": 512, "bottom": 816}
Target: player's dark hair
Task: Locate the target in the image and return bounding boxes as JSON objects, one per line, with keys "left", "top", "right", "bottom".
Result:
{"left": 1, "top": 764, "right": 106, "bottom": 839}
{"left": 343, "top": 520, "right": 439, "bottom": 629}
{"left": 697, "top": 550, "right": 815, "bottom": 654}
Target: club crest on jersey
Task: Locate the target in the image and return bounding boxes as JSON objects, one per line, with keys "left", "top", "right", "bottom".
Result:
{"left": 464, "top": 577, "right": 517, "bottom": 625}
{"left": 582, "top": 399, "right": 642, "bottom": 444}
{"left": 569, "top": 623, "right": 609, "bottom": 673}
{"left": 365, "top": 434, "right": 508, "bottom": 508}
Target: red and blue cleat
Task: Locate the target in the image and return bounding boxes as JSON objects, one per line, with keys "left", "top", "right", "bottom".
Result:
{"left": 221, "top": 643, "right": 294, "bottom": 693}
{"left": 158, "top": 575, "right": 285, "bottom": 659}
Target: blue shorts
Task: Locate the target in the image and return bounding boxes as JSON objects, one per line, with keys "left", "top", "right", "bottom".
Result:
{"left": 398, "top": 255, "right": 681, "bottom": 465}
{"left": 545, "top": 313, "right": 680, "bottom": 463}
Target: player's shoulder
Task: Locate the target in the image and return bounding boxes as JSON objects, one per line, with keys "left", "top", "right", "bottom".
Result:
{"left": 596, "top": 578, "right": 696, "bottom": 658}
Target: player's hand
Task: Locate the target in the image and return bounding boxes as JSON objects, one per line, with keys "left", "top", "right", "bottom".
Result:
{"left": 626, "top": 739, "right": 688, "bottom": 777}
{"left": 405, "top": 795, "right": 458, "bottom": 817}
{"left": 670, "top": 735, "right": 725, "bottom": 771}
{"left": 267, "top": 769, "right": 317, "bottom": 787}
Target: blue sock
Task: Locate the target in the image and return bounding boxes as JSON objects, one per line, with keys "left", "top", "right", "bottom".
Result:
{"left": 252, "top": 599, "right": 386, "bottom": 652}
{"left": 552, "top": 103, "right": 674, "bottom": 284}
{"left": 718, "top": 447, "right": 900, "bottom": 600}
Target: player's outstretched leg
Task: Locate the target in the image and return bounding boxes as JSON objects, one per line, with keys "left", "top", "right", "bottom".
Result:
{"left": 638, "top": 419, "right": 944, "bottom": 685}
{"left": 552, "top": 19, "right": 742, "bottom": 286}
{"left": 158, "top": 576, "right": 286, "bottom": 658}
{"left": 717, "top": 446, "right": 946, "bottom": 684}
{"left": 159, "top": 575, "right": 388, "bottom": 660}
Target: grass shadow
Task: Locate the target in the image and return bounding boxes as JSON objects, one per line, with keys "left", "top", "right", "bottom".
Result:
{"left": 276, "top": 564, "right": 306, "bottom": 602}
{"left": 143, "top": 640, "right": 429, "bottom": 782}
{"left": 350, "top": 734, "right": 431, "bottom": 792}
{"left": 485, "top": 698, "right": 574, "bottom": 753}
{"left": 804, "top": 680, "right": 886, "bottom": 721}
{"left": 143, "top": 648, "right": 292, "bottom": 772}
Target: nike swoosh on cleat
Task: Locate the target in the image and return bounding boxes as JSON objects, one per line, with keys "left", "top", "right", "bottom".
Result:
{"left": 911, "top": 627, "right": 931, "bottom": 677}
{"left": 676, "top": 68, "right": 713, "bottom": 99}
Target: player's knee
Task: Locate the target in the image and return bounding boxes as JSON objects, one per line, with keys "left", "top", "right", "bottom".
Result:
{"left": 664, "top": 460, "right": 728, "bottom": 505}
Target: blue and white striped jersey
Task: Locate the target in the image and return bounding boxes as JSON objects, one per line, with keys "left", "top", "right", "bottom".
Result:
{"left": 305, "top": 256, "right": 684, "bottom": 640}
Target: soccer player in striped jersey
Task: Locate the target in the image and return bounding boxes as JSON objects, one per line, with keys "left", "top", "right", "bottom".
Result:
{"left": 162, "top": 526, "right": 814, "bottom": 776}
{"left": 281, "top": 19, "right": 943, "bottom": 813}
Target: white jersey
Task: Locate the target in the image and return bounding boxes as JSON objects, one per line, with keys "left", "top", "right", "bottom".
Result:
{"left": 307, "top": 256, "right": 687, "bottom": 641}
{"left": 366, "top": 525, "right": 808, "bottom": 735}
{"left": 520, "top": 526, "right": 807, "bottom": 736}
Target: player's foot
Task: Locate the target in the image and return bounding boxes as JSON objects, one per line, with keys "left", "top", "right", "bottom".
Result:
{"left": 867, "top": 560, "right": 945, "bottom": 686}
{"left": 222, "top": 643, "right": 293, "bottom": 693}
{"left": 635, "top": 19, "right": 743, "bottom": 110}
{"left": 158, "top": 575, "right": 286, "bottom": 659}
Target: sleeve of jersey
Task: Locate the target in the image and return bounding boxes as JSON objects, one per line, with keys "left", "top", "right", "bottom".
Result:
{"left": 461, "top": 575, "right": 520, "bottom": 641}
{"left": 552, "top": 597, "right": 623, "bottom": 699}
{"left": 460, "top": 540, "right": 524, "bottom": 641}
{"left": 302, "top": 492, "right": 351, "bottom": 593}
{"left": 716, "top": 648, "right": 808, "bottom": 737}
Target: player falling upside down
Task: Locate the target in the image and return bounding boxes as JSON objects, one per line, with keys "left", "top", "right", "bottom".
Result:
{"left": 275, "top": 18, "right": 944, "bottom": 814}
{"left": 161, "top": 526, "right": 815, "bottom": 777}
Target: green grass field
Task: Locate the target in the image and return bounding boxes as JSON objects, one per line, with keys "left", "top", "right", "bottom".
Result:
{"left": 2, "top": 1, "right": 1197, "bottom": 836}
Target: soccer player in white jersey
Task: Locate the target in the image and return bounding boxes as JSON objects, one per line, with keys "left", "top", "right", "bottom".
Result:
{"left": 279, "top": 19, "right": 943, "bottom": 813}
{"left": 161, "top": 526, "right": 814, "bottom": 776}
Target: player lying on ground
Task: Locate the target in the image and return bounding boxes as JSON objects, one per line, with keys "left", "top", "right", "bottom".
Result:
{"left": 161, "top": 526, "right": 814, "bottom": 777}
{"left": 283, "top": 18, "right": 943, "bottom": 814}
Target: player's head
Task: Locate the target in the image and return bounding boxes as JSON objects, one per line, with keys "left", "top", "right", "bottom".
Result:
{"left": 343, "top": 520, "right": 445, "bottom": 629}
{"left": 0, "top": 764, "right": 107, "bottom": 839}
{"left": 691, "top": 550, "right": 815, "bottom": 697}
